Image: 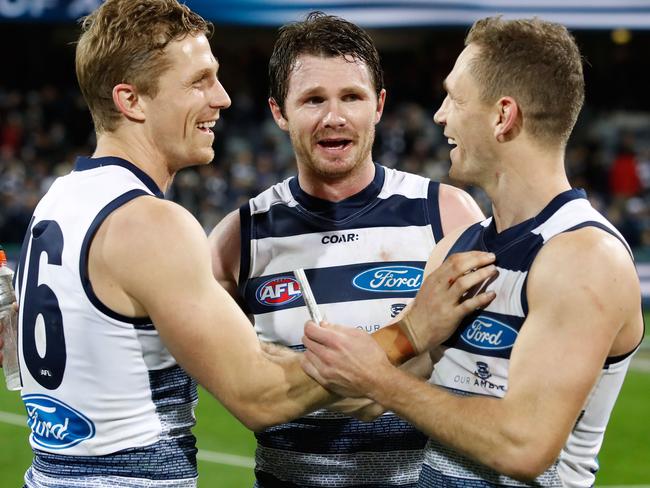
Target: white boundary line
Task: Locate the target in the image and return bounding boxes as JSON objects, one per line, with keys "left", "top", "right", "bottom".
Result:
{"left": 1, "top": 411, "right": 648, "bottom": 483}
{"left": 0, "top": 410, "right": 255, "bottom": 469}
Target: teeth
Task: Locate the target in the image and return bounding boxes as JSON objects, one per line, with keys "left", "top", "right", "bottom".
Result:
{"left": 197, "top": 121, "right": 216, "bottom": 129}
{"left": 448, "top": 138, "right": 457, "bottom": 146}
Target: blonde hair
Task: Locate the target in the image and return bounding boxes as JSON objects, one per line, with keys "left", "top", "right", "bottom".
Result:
{"left": 75, "top": 0, "right": 212, "bottom": 133}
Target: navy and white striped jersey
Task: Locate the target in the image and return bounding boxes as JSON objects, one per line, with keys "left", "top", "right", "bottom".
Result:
{"left": 15, "top": 157, "right": 198, "bottom": 487}
{"left": 420, "top": 188, "right": 638, "bottom": 488}
{"left": 239, "top": 164, "right": 442, "bottom": 487}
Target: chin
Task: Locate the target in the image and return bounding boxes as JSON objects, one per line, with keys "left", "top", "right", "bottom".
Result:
{"left": 195, "top": 148, "right": 216, "bottom": 165}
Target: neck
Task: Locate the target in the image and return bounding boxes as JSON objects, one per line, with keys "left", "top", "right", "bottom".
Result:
{"left": 297, "top": 160, "right": 376, "bottom": 202}
{"left": 485, "top": 144, "right": 571, "bottom": 232}
{"left": 93, "top": 129, "right": 174, "bottom": 193}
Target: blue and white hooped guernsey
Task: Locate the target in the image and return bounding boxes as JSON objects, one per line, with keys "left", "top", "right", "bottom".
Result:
{"left": 420, "top": 188, "right": 639, "bottom": 488}
{"left": 14, "top": 157, "right": 198, "bottom": 487}
{"left": 240, "top": 164, "right": 442, "bottom": 488}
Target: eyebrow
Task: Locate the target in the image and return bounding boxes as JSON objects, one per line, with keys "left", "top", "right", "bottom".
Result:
{"left": 442, "top": 79, "right": 449, "bottom": 93}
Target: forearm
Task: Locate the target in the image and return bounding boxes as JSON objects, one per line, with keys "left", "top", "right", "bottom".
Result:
{"left": 366, "top": 366, "right": 551, "bottom": 480}
{"left": 212, "top": 343, "right": 337, "bottom": 431}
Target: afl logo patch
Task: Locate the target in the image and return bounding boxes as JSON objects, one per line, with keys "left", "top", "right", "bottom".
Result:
{"left": 256, "top": 276, "right": 302, "bottom": 306}
{"left": 353, "top": 266, "right": 423, "bottom": 293}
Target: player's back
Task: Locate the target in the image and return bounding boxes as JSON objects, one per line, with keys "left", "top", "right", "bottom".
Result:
{"left": 15, "top": 157, "right": 198, "bottom": 487}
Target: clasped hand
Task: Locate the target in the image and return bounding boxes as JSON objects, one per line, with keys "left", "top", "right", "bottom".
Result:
{"left": 301, "top": 250, "right": 497, "bottom": 398}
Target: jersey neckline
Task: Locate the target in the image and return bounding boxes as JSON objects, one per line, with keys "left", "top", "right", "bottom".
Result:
{"left": 74, "top": 156, "right": 164, "bottom": 199}
{"left": 288, "top": 163, "right": 385, "bottom": 221}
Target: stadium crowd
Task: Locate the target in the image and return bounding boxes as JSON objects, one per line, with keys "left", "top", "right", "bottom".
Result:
{"left": 1, "top": 55, "right": 650, "bottom": 248}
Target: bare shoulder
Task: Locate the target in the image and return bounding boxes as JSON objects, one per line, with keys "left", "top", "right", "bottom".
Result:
{"left": 207, "top": 209, "right": 242, "bottom": 294}
{"left": 528, "top": 226, "right": 641, "bottom": 352}
{"left": 97, "top": 196, "right": 210, "bottom": 284}
{"left": 208, "top": 209, "right": 241, "bottom": 254}
{"left": 531, "top": 226, "right": 636, "bottom": 290}
{"left": 424, "top": 224, "right": 473, "bottom": 276}
{"left": 438, "top": 183, "right": 485, "bottom": 235}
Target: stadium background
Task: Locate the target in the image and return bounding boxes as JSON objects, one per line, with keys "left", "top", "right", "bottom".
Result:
{"left": 0, "top": 0, "right": 648, "bottom": 486}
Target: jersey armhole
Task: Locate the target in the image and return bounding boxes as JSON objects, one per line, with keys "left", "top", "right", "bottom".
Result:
{"left": 79, "top": 189, "right": 153, "bottom": 326}
{"left": 237, "top": 202, "right": 252, "bottom": 314}
{"left": 427, "top": 181, "right": 444, "bottom": 242}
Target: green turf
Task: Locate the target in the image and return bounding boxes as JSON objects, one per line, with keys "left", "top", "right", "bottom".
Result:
{"left": 596, "top": 370, "right": 650, "bottom": 484}
{"left": 0, "top": 386, "right": 256, "bottom": 487}
{"left": 0, "top": 355, "right": 647, "bottom": 486}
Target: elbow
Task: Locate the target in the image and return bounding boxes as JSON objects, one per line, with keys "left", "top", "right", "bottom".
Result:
{"left": 223, "top": 391, "right": 297, "bottom": 432}
{"left": 490, "top": 441, "right": 559, "bottom": 482}
{"left": 237, "top": 411, "right": 274, "bottom": 432}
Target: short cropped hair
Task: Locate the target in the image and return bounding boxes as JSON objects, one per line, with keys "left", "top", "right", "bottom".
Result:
{"left": 269, "top": 11, "right": 384, "bottom": 115}
{"left": 76, "top": 0, "right": 212, "bottom": 133}
{"left": 465, "top": 16, "right": 585, "bottom": 146}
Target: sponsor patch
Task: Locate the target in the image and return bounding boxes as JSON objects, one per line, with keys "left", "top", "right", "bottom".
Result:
{"left": 390, "top": 303, "right": 407, "bottom": 318}
{"left": 23, "top": 394, "right": 95, "bottom": 449}
{"left": 256, "top": 276, "right": 302, "bottom": 306}
{"left": 353, "top": 266, "right": 423, "bottom": 293}
{"left": 460, "top": 316, "right": 518, "bottom": 350}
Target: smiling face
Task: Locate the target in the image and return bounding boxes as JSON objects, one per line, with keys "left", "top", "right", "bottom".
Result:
{"left": 270, "top": 54, "right": 385, "bottom": 182}
{"left": 142, "top": 34, "right": 231, "bottom": 171}
{"left": 434, "top": 44, "right": 497, "bottom": 185}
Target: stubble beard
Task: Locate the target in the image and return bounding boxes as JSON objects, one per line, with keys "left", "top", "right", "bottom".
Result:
{"left": 293, "top": 127, "right": 375, "bottom": 183}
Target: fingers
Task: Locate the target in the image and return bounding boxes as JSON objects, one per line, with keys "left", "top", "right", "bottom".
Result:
{"left": 452, "top": 264, "right": 497, "bottom": 296}
{"left": 460, "top": 289, "right": 496, "bottom": 313}
{"left": 300, "top": 352, "right": 326, "bottom": 384}
{"left": 441, "top": 251, "right": 496, "bottom": 279}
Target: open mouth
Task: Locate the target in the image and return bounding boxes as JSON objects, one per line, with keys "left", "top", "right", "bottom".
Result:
{"left": 196, "top": 120, "right": 216, "bottom": 134}
{"left": 317, "top": 138, "right": 352, "bottom": 151}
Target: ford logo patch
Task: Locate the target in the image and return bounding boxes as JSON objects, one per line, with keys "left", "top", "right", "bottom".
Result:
{"left": 23, "top": 394, "right": 95, "bottom": 449}
{"left": 460, "top": 316, "right": 518, "bottom": 350}
{"left": 256, "top": 276, "right": 302, "bottom": 306}
{"left": 353, "top": 266, "right": 423, "bottom": 293}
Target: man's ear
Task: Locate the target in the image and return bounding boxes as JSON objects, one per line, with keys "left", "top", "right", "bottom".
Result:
{"left": 494, "top": 96, "right": 521, "bottom": 143}
{"left": 375, "top": 88, "right": 387, "bottom": 124}
{"left": 268, "top": 97, "right": 288, "bottom": 131}
{"left": 112, "top": 83, "right": 146, "bottom": 122}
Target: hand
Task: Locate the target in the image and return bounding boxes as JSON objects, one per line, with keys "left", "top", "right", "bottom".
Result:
{"left": 399, "top": 251, "right": 497, "bottom": 353}
{"left": 302, "top": 321, "right": 393, "bottom": 399}
{"left": 326, "top": 396, "right": 386, "bottom": 422}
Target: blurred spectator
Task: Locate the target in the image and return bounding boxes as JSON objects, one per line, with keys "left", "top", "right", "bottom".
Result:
{"left": 2, "top": 57, "right": 650, "bottom": 249}
{"left": 609, "top": 132, "right": 642, "bottom": 198}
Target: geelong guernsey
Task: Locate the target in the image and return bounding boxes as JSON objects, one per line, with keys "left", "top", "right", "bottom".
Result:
{"left": 14, "top": 157, "right": 198, "bottom": 487}
{"left": 239, "top": 164, "right": 441, "bottom": 487}
{"left": 419, "top": 189, "right": 639, "bottom": 488}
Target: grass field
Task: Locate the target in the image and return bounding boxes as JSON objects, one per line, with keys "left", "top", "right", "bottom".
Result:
{"left": 1, "top": 351, "right": 648, "bottom": 486}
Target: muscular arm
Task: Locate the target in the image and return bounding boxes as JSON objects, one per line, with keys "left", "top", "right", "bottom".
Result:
{"left": 304, "top": 227, "right": 642, "bottom": 480}
{"left": 91, "top": 198, "right": 333, "bottom": 431}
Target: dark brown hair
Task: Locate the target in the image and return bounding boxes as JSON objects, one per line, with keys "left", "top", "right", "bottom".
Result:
{"left": 269, "top": 11, "right": 384, "bottom": 115}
